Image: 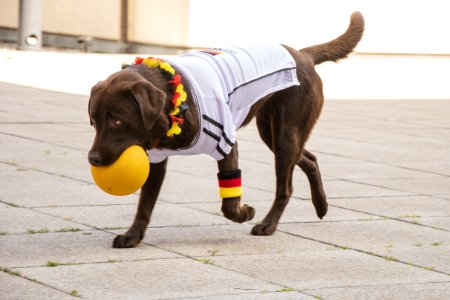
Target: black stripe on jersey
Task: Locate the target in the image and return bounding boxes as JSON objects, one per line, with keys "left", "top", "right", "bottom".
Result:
{"left": 227, "top": 66, "right": 296, "bottom": 97}
{"left": 222, "top": 132, "right": 234, "bottom": 147}
{"left": 203, "top": 114, "right": 224, "bottom": 130}
{"left": 203, "top": 128, "right": 220, "bottom": 141}
{"left": 203, "top": 114, "right": 234, "bottom": 147}
{"left": 216, "top": 145, "right": 227, "bottom": 157}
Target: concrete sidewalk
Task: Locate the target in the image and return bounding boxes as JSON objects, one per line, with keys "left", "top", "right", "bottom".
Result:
{"left": 0, "top": 81, "right": 449, "bottom": 299}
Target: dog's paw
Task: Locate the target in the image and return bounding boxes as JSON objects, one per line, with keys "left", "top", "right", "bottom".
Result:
{"left": 251, "top": 222, "right": 277, "bottom": 236}
{"left": 316, "top": 202, "right": 328, "bottom": 219}
{"left": 222, "top": 203, "right": 255, "bottom": 223}
{"left": 241, "top": 204, "right": 256, "bottom": 222}
{"left": 112, "top": 233, "right": 142, "bottom": 248}
{"left": 313, "top": 197, "right": 328, "bottom": 220}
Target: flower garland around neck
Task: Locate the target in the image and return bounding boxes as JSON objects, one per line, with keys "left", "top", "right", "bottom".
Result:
{"left": 133, "top": 57, "right": 188, "bottom": 138}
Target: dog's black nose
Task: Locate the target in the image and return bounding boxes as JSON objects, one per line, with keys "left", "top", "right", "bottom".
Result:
{"left": 88, "top": 152, "right": 103, "bottom": 166}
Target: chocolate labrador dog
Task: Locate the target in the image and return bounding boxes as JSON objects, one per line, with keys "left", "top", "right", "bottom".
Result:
{"left": 88, "top": 12, "right": 364, "bottom": 248}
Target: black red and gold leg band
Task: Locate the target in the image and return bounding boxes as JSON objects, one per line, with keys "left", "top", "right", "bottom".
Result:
{"left": 217, "top": 169, "right": 243, "bottom": 199}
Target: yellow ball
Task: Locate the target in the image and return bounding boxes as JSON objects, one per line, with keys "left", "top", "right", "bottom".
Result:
{"left": 91, "top": 145, "right": 150, "bottom": 196}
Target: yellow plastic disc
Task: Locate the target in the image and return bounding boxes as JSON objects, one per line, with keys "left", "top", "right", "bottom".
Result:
{"left": 91, "top": 145, "right": 150, "bottom": 196}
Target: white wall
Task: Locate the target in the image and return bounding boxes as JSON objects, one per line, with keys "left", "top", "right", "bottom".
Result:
{"left": 1, "top": 0, "right": 449, "bottom": 54}
{"left": 187, "top": 0, "right": 450, "bottom": 54}
{"left": 42, "top": 0, "right": 120, "bottom": 39}
{"left": 128, "top": 0, "right": 189, "bottom": 46}
{"left": 0, "top": 0, "right": 120, "bottom": 39}
{"left": 0, "top": 0, "right": 19, "bottom": 28}
{"left": 0, "top": 0, "right": 189, "bottom": 46}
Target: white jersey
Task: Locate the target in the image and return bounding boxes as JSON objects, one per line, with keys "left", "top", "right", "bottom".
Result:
{"left": 148, "top": 44, "right": 300, "bottom": 163}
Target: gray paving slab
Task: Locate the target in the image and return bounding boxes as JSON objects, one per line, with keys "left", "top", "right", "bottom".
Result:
{"left": 0, "top": 82, "right": 86, "bottom": 108}
{"left": 205, "top": 159, "right": 414, "bottom": 199}
{"left": 0, "top": 85, "right": 87, "bottom": 123}
{"left": 356, "top": 177, "right": 450, "bottom": 198}
{"left": 323, "top": 100, "right": 450, "bottom": 122}
{"left": 1, "top": 163, "right": 136, "bottom": 207}
{"left": 296, "top": 178, "right": 413, "bottom": 200}
{"left": 185, "top": 291, "right": 316, "bottom": 300}
{"left": 236, "top": 136, "right": 270, "bottom": 154}
{"left": 35, "top": 202, "right": 233, "bottom": 230}
{"left": 319, "top": 161, "right": 438, "bottom": 180}
{"left": 0, "top": 203, "right": 91, "bottom": 234}
{"left": 0, "top": 133, "right": 91, "bottom": 182}
{"left": 407, "top": 160, "right": 450, "bottom": 176}
{"left": 0, "top": 271, "right": 74, "bottom": 300}
{"left": 316, "top": 127, "right": 450, "bottom": 149}
{"left": 206, "top": 250, "right": 449, "bottom": 291}
{"left": 167, "top": 154, "right": 217, "bottom": 178}
{"left": 279, "top": 220, "right": 450, "bottom": 274}
{"left": 237, "top": 143, "right": 358, "bottom": 166}
{"left": 158, "top": 170, "right": 229, "bottom": 203}
{"left": 0, "top": 103, "right": 76, "bottom": 123}
{"left": 418, "top": 216, "right": 450, "bottom": 231}
{"left": 0, "top": 123, "right": 93, "bottom": 150}
{"left": 139, "top": 224, "right": 328, "bottom": 257}
{"left": 187, "top": 199, "right": 381, "bottom": 226}
{"left": 2, "top": 82, "right": 450, "bottom": 299}
{"left": 311, "top": 281, "right": 450, "bottom": 300}
{"left": 385, "top": 245, "right": 450, "bottom": 274}
{"left": 307, "top": 135, "right": 449, "bottom": 165}
{"left": 169, "top": 156, "right": 281, "bottom": 195}
{"left": 233, "top": 146, "right": 274, "bottom": 163}
{"left": 239, "top": 160, "right": 335, "bottom": 196}
{"left": 331, "top": 196, "right": 450, "bottom": 219}
{"left": 163, "top": 153, "right": 318, "bottom": 203}
{"left": 1, "top": 99, "right": 86, "bottom": 123}
{"left": 279, "top": 220, "right": 449, "bottom": 252}
{"left": 314, "top": 111, "right": 424, "bottom": 130}
{"left": 15, "top": 258, "right": 282, "bottom": 299}
{"left": 0, "top": 230, "right": 179, "bottom": 268}
{"left": 160, "top": 169, "right": 276, "bottom": 204}
{"left": 297, "top": 151, "right": 363, "bottom": 165}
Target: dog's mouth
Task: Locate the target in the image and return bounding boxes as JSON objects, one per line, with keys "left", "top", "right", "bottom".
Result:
{"left": 88, "top": 150, "right": 115, "bottom": 167}
{"left": 88, "top": 138, "right": 148, "bottom": 167}
{"left": 88, "top": 146, "right": 128, "bottom": 167}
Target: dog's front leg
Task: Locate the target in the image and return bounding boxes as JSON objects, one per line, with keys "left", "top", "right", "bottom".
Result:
{"left": 113, "top": 159, "right": 168, "bottom": 248}
{"left": 217, "top": 144, "right": 255, "bottom": 223}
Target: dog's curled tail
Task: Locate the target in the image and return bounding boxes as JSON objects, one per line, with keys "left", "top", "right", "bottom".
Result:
{"left": 300, "top": 12, "right": 365, "bottom": 65}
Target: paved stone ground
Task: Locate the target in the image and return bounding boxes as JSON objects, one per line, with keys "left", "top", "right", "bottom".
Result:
{"left": 0, "top": 81, "right": 449, "bottom": 299}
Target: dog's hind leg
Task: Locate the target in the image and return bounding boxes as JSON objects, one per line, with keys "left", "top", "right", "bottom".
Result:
{"left": 297, "top": 149, "right": 328, "bottom": 219}
{"left": 251, "top": 111, "right": 302, "bottom": 235}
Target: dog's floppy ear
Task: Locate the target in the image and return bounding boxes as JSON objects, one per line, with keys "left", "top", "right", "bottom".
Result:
{"left": 128, "top": 80, "right": 166, "bottom": 130}
{"left": 88, "top": 81, "right": 105, "bottom": 125}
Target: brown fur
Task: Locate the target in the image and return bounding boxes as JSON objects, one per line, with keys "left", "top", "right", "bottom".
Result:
{"left": 88, "top": 12, "right": 364, "bottom": 247}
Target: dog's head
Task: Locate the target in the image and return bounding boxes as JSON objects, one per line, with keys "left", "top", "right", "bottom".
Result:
{"left": 88, "top": 70, "right": 168, "bottom": 166}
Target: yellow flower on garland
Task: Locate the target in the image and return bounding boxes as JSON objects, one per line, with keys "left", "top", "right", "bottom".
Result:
{"left": 167, "top": 122, "right": 181, "bottom": 137}
{"left": 176, "top": 84, "right": 187, "bottom": 103}
{"left": 140, "top": 58, "right": 175, "bottom": 75}
{"left": 159, "top": 62, "right": 175, "bottom": 75}
{"left": 171, "top": 84, "right": 187, "bottom": 115}
{"left": 142, "top": 58, "right": 159, "bottom": 68}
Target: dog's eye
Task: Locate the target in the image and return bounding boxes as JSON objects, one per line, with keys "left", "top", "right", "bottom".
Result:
{"left": 112, "top": 119, "right": 122, "bottom": 127}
